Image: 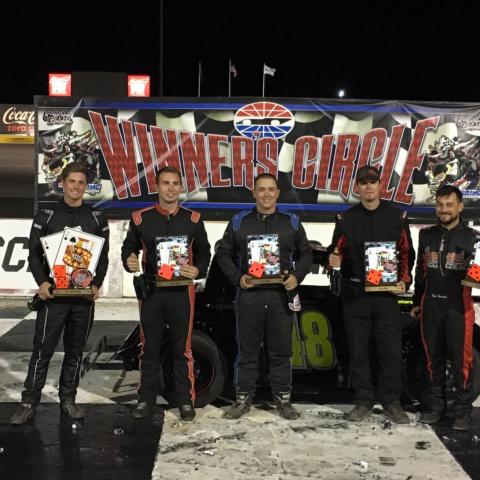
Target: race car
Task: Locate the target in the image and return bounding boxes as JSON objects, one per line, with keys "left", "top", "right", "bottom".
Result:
{"left": 82, "top": 246, "right": 480, "bottom": 409}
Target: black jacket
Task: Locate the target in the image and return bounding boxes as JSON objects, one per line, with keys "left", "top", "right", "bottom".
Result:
{"left": 413, "top": 222, "right": 477, "bottom": 306}
{"left": 121, "top": 204, "right": 211, "bottom": 277}
{"left": 28, "top": 199, "right": 110, "bottom": 288}
{"left": 216, "top": 208, "right": 312, "bottom": 287}
{"left": 330, "top": 201, "right": 415, "bottom": 287}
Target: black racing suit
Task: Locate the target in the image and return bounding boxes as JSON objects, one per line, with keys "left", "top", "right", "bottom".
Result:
{"left": 413, "top": 222, "right": 477, "bottom": 416}
{"left": 121, "top": 204, "right": 211, "bottom": 405}
{"left": 216, "top": 208, "right": 312, "bottom": 396}
{"left": 330, "top": 201, "right": 414, "bottom": 407}
{"left": 23, "top": 199, "right": 109, "bottom": 405}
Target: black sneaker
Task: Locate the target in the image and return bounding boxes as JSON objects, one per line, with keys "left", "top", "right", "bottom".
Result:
{"left": 420, "top": 410, "right": 442, "bottom": 425}
{"left": 345, "top": 404, "right": 372, "bottom": 422}
{"left": 223, "top": 392, "right": 252, "bottom": 420}
{"left": 452, "top": 415, "right": 471, "bottom": 431}
{"left": 131, "top": 402, "right": 152, "bottom": 419}
{"left": 10, "top": 403, "right": 35, "bottom": 425}
{"left": 60, "top": 401, "right": 84, "bottom": 419}
{"left": 179, "top": 404, "right": 195, "bottom": 421}
{"left": 383, "top": 401, "right": 409, "bottom": 424}
{"left": 273, "top": 392, "right": 300, "bottom": 420}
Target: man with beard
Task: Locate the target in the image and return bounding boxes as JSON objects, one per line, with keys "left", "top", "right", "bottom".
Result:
{"left": 411, "top": 185, "right": 477, "bottom": 430}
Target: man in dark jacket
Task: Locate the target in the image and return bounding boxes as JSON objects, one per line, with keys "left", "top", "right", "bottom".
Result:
{"left": 328, "top": 165, "right": 415, "bottom": 424}
{"left": 217, "top": 173, "right": 312, "bottom": 420}
{"left": 411, "top": 185, "right": 477, "bottom": 431}
{"left": 11, "top": 162, "right": 109, "bottom": 424}
{"left": 121, "top": 166, "right": 211, "bottom": 421}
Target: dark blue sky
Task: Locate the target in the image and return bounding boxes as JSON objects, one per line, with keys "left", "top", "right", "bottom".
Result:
{"left": 2, "top": 0, "right": 479, "bottom": 103}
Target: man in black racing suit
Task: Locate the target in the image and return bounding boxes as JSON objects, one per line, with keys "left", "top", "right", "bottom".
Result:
{"left": 328, "top": 165, "right": 415, "bottom": 424}
{"left": 121, "top": 166, "right": 211, "bottom": 421}
{"left": 217, "top": 173, "right": 312, "bottom": 420}
{"left": 11, "top": 162, "right": 109, "bottom": 424}
{"left": 412, "top": 185, "right": 477, "bottom": 431}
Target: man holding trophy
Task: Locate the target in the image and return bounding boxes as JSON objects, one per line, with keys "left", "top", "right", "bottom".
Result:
{"left": 412, "top": 185, "right": 477, "bottom": 430}
{"left": 328, "top": 165, "right": 415, "bottom": 424}
{"left": 217, "top": 173, "right": 312, "bottom": 420}
{"left": 11, "top": 162, "right": 109, "bottom": 424}
{"left": 121, "top": 166, "right": 211, "bottom": 421}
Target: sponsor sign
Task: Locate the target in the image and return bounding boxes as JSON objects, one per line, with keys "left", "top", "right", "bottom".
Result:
{"left": 0, "top": 104, "right": 35, "bottom": 143}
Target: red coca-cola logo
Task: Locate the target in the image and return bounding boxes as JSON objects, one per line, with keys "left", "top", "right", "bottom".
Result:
{"left": 2, "top": 106, "right": 35, "bottom": 126}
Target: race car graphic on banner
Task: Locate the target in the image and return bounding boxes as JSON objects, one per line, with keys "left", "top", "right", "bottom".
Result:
{"left": 35, "top": 97, "right": 480, "bottom": 220}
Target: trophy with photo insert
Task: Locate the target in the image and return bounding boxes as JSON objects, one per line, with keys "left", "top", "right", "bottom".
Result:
{"left": 462, "top": 234, "right": 480, "bottom": 288}
{"left": 364, "top": 241, "right": 399, "bottom": 292}
{"left": 247, "top": 233, "right": 284, "bottom": 285}
{"left": 155, "top": 235, "right": 193, "bottom": 287}
{"left": 41, "top": 227, "right": 105, "bottom": 297}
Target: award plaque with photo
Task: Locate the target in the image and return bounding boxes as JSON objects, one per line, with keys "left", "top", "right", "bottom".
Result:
{"left": 462, "top": 234, "right": 480, "bottom": 288}
{"left": 364, "top": 241, "right": 399, "bottom": 292}
{"left": 155, "top": 235, "right": 193, "bottom": 287}
{"left": 247, "top": 233, "right": 283, "bottom": 285}
{"left": 49, "top": 227, "right": 105, "bottom": 297}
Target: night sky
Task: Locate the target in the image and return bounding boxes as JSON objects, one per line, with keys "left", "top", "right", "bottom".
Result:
{"left": 2, "top": 0, "right": 480, "bottom": 104}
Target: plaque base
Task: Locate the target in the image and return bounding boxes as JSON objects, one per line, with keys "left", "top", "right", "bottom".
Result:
{"left": 461, "top": 279, "right": 480, "bottom": 288}
{"left": 156, "top": 277, "right": 193, "bottom": 287}
{"left": 365, "top": 284, "right": 401, "bottom": 292}
{"left": 250, "top": 277, "right": 284, "bottom": 286}
{"left": 53, "top": 287, "right": 94, "bottom": 298}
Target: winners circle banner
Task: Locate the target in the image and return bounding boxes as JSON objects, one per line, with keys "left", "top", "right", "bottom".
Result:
{"left": 35, "top": 97, "right": 480, "bottom": 220}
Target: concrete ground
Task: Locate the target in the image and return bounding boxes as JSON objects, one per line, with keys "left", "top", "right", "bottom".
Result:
{"left": 0, "top": 298, "right": 478, "bottom": 480}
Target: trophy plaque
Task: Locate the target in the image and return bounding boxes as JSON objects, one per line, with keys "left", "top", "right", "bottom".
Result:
{"left": 364, "top": 241, "right": 400, "bottom": 292}
{"left": 43, "top": 227, "right": 104, "bottom": 297}
{"left": 462, "top": 235, "right": 480, "bottom": 288}
{"left": 155, "top": 235, "right": 193, "bottom": 287}
{"left": 247, "top": 234, "right": 284, "bottom": 285}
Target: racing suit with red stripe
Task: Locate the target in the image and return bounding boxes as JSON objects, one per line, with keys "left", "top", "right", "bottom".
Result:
{"left": 413, "top": 222, "right": 477, "bottom": 416}
{"left": 121, "top": 204, "right": 211, "bottom": 405}
{"left": 330, "top": 201, "right": 414, "bottom": 407}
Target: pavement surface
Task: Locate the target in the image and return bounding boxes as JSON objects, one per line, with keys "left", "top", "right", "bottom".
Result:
{"left": 0, "top": 298, "right": 479, "bottom": 480}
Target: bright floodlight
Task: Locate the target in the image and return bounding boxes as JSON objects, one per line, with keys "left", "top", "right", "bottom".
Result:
{"left": 337, "top": 89, "right": 346, "bottom": 98}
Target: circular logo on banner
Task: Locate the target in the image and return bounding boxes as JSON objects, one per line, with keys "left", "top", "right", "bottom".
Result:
{"left": 234, "top": 101, "right": 295, "bottom": 140}
{"left": 71, "top": 268, "right": 93, "bottom": 288}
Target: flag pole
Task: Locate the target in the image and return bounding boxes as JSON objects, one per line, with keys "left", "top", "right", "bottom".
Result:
{"left": 262, "top": 63, "right": 265, "bottom": 97}
{"left": 228, "top": 58, "right": 232, "bottom": 97}
{"left": 197, "top": 61, "right": 201, "bottom": 97}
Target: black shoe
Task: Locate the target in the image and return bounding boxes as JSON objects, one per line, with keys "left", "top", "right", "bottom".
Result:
{"left": 131, "top": 402, "right": 152, "bottom": 419}
{"left": 452, "top": 415, "right": 471, "bottom": 431}
{"left": 273, "top": 392, "right": 300, "bottom": 420}
{"left": 223, "top": 392, "right": 252, "bottom": 420}
{"left": 60, "top": 401, "right": 85, "bottom": 419}
{"left": 383, "top": 401, "right": 409, "bottom": 424}
{"left": 420, "top": 410, "right": 442, "bottom": 425}
{"left": 178, "top": 404, "right": 195, "bottom": 421}
{"left": 344, "top": 404, "right": 372, "bottom": 422}
{"left": 10, "top": 403, "right": 35, "bottom": 425}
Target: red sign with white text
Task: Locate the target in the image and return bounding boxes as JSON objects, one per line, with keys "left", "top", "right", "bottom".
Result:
{"left": 48, "top": 73, "right": 72, "bottom": 96}
{"left": 127, "top": 75, "right": 150, "bottom": 97}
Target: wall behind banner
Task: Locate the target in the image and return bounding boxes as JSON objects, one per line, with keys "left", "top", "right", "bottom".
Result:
{"left": 0, "top": 218, "right": 426, "bottom": 297}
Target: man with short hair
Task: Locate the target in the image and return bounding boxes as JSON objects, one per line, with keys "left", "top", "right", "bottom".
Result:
{"left": 328, "top": 165, "right": 415, "bottom": 423}
{"left": 217, "top": 173, "right": 312, "bottom": 420}
{"left": 11, "top": 162, "right": 109, "bottom": 424}
{"left": 122, "top": 166, "right": 211, "bottom": 420}
{"left": 411, "top": 185, "right": 477, "bottom": 430}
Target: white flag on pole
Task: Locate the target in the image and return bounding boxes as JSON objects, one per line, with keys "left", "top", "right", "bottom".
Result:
{"left": 263, "top": 64, "right": 276, "bottom": 76}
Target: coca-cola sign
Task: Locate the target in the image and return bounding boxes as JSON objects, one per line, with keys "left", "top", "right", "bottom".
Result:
{"left": 0, "top": 105, "right": 35, "bottom": 136}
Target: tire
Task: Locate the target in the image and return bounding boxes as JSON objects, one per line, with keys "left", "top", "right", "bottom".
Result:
{"left": 161, "top": 330, "right": 227, "bottom": 407}
{"left": 405, "top": 341, "right": 480, "bottom": 407}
